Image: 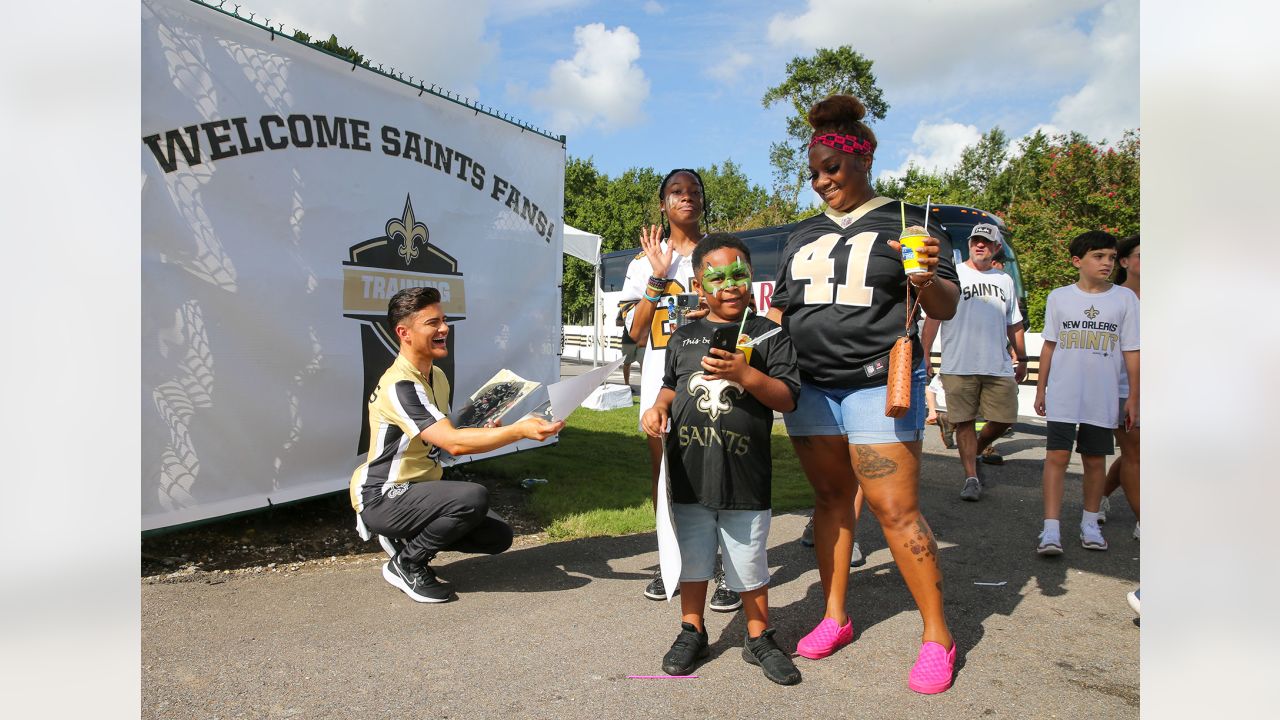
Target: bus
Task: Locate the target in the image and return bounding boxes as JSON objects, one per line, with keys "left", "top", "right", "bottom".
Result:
{"left": 596, "top": 204, "right": 1027, "bottom": 328}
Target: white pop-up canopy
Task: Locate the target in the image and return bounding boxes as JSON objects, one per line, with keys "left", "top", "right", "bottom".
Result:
{"left": 563, "top": 224, "right": 605, "bottom": 365}
{"left": 563, "top": 224, "right": 600, "bottom": 265}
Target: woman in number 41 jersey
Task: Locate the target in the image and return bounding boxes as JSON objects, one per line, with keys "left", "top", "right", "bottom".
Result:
{"left": 766, "top": 94, "right": 962, "bottom": 695}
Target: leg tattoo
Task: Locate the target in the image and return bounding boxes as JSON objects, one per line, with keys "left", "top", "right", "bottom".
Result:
{"left": 854, "top": 445, "right": 898, "bottom": 479}
{"left": 903, "top": 517, "right": 939, "bottom": 563}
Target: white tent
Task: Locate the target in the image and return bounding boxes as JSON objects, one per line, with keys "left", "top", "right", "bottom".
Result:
{"left": 563, "top": 224, "right": 604, "bottom": 365}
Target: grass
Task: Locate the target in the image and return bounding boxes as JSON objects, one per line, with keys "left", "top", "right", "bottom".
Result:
{"left": 471, "top": 398, "right": 816, "bottom": 540}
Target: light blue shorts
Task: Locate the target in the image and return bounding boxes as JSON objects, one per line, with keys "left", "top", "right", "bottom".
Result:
{"left": 672, "top": 503, "right": 771, "bottom": 593}
{"left": 784, "top": 363, "right": 928, "bottom": 444}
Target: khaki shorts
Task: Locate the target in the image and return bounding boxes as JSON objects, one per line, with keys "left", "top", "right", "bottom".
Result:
{"left": 939, "top": 374, "right": 1019, "bottom": 424}
{"left": 619, "top": 338, "right": 641, "bottom": 365}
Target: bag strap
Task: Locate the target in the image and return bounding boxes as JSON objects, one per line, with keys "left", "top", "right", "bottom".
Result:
{"left": 903, "top": 280, "right": 922, "bottom": 335}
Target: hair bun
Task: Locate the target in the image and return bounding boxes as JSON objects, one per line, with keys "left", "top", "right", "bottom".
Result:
{"left": 808, "top": 95, "right": 867, "bottom": 129}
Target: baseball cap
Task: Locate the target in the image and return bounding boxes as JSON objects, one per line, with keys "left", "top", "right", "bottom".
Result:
{"left": 968, "top": 223, "right": 1003, "bottom": 249}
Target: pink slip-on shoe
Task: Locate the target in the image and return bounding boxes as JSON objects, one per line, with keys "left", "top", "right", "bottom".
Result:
{"left": 795, "top": 617, "right": 853, "bottom": 659}
{"left": 908, "top": 641, "right": 957, "bottom": 694}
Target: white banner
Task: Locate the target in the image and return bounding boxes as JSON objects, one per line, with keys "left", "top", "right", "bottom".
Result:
{"left": 141, "top": 0, "right": 565, "bottom": 530}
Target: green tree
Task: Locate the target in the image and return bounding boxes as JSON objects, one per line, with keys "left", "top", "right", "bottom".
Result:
{"left": 761, "top": 46, "right": 888, "bottom": 207}
{"left": 560, "top": 160, "right": 663, "bottom": 323}
{"left": 1004, "top": 131, "right": 1141, "bottom": 330}
{"left": 951, "top": 127, "right": 1010, "bottom": 208}
{"left": 292, "top": 31, "right": 371, "bottom": 67}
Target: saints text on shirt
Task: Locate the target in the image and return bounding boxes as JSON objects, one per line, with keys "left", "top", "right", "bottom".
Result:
{"left": 961, "top": 282, "right": 1008, "bottom": 302}
{"left": 1054, "top": 319, "right": 1120, "bottom": 352}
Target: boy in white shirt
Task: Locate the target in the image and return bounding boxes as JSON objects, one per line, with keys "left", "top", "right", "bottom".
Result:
{"left": 1033, "top": 231, "right": 1139, "bottom": 554}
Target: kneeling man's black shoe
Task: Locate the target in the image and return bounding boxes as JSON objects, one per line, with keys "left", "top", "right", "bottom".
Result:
{"left": 662, "top": 622, "right": 709, "bottom": 675}
{"left": 743, "top": 628, "right": 801, "bottom": 685}
{"left": 383, "top": 553, "right": 455, "bottom": 603}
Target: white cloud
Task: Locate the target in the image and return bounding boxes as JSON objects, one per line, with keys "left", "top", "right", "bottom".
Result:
{"left": 878, "top": 120, "right": 982, "bottom": 182}
{"left": 706, "top": 50, "right": 752, "bottom": 83}
{"left": 767, "top": 0, "right": 1101, "bottom": 93}
{"left": 244, "top": 1, "right": 496, "bottom": 99}
{"left": 530, "top": 24, "right": 650, "bottom": 133}
{"left": 766, "top": 0, "right": 1138, "bottom": 142}
{"left": 643, "top": 1, "right": 666, "bottom": 14}
{"left": 1049, "top": 0, "right": 1138, "bottom": 143}
{"left": 491, "top": 0, "right": 590, "bottom": 21}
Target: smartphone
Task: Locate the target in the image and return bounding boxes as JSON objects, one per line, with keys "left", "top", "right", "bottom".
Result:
{"left": 707, "top": 325, "right": 738, "bottom": 356}
{"left": 674, "top": 292, "right": 700, "bottom": 310}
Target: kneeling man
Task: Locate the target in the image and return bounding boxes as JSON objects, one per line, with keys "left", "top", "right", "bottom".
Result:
{"left": 351, "top": 287, "right": 563, "bottom": 602}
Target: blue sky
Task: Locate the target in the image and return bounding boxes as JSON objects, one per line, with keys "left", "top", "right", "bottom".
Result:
{"left": 228, "top": 0, "right": 1138, "bottom": 195}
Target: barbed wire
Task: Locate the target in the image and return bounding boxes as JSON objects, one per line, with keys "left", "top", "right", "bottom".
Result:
{"left": 189, "top": 0, "right": 565, "bottom": 145}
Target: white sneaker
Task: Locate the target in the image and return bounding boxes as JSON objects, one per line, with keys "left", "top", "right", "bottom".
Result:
{"left": 1132, "top": 523, "right": 1140, "bottom": 541}
{"left": 1080, "top": 523, "right": 1109, "bottom": 551}
{"left": 1098, "top": 496, "right": 1110, "bottom": 524}
{"left": 1037, "top": 529, "right": 1063, "bottom": 556}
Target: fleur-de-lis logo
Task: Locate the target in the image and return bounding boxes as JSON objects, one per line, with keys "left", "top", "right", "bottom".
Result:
{"left": 1084, "top": 305, "right": 1100, "bottom": 319}
{"left": 687, "top": 372, "right": 743, "bottom": 421}
{"left": 387, "top": 195, "right": 429, "bottom": 266}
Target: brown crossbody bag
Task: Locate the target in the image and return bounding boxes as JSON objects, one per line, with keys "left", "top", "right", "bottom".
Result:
{"left": 884, "top": 281, "right": 923, "bottom": 418}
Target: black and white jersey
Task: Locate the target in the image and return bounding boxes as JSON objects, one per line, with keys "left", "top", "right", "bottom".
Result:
{"left": 662, "top": 315, "right": 800, "bottom": 510}
{"left": 771, "top": 197, "right": 957, "bottom": 388}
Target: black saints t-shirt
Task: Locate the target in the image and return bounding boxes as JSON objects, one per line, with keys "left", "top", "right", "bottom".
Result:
{"left": 771, "top": 197, "right": 958, "bottom": 389}
{"left": 662, "top": 315, "right": 800, "bottom": 510}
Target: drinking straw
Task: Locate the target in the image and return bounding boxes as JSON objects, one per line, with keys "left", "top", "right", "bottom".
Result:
{"left": 923, "top": 195, "right": 931, "bottom": 229}
{"left": 742, "top": 326, "right": 782, "bottom": 348}
{"left": 735, "top": 254, "right": 750, "bottom": 343}
{"left": 900, "top": 200, "right": 906, "bottom": 232}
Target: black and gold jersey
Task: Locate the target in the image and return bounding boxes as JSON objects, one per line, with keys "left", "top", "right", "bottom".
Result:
{"left": 349, "top": 354, "right": 451, "bottom": 512}
{"left": 771, "top": 197, "right": 958, "bottom": 388}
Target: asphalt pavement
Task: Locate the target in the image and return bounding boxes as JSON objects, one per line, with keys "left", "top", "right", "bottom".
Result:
{"left": 142, "top": 359, "right": 1140, "bottom": 719}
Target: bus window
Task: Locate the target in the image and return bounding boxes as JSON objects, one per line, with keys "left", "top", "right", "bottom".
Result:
{"left": 743, "top": 235, "right": 782, "bottom": 282}
{"left": 600, "top": 252, "right": 635, "bottom": 292}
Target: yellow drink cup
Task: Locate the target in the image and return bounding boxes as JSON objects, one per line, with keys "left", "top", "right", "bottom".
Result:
{"left": 736, "top": 343, "right": 753, "bottom": 365}
{"left": 899, "top": 233, "right": 928, "bottom": 275}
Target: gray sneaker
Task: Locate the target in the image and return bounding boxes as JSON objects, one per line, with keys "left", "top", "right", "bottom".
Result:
{"left": 850, "top": 541, "right": 866, "bottom": 568}
{"left": 959, "top": 477, "right": 982, "bottom": 501}
{"left": 1098, "top": 496, "right": 1110, "bottom": 524}
{"left": 801, "top": 514, "right": 815, "bottom": 547}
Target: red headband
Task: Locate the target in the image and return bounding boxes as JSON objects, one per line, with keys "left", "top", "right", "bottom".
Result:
{"left": 809, "top": 133, "right": 873, "bottom": 155}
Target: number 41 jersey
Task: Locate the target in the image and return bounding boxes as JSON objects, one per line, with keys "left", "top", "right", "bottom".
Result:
{"left": 771, "top": 197, "right": 957, "bottom": 388}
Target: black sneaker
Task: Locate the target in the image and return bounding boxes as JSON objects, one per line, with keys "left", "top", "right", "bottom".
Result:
{"left": 378, "top": 534, "right": 406, "bottom": 557}
{"left": 382, "top": 553, "right": 455, "bottom": 603}
{"left": 644, "top": 568, "right": 677, "bottom": 600}
{"left": 662, "top": 622, "right": 709, "bottom": 675}
{"left": 742, "top": 628, "right": 801, "bottom": 685}
{"left": 709, "top": 568, "right": 742, "bottom": 612}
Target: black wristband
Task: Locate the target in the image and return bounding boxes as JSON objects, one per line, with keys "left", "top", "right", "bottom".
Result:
{"left": 1016, "top": 356, "right": 1028, "bottom": 362}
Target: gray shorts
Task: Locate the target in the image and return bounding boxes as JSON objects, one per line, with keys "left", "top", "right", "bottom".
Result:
{"left": 672, "top": 503, "right": 771, "bottom": 592}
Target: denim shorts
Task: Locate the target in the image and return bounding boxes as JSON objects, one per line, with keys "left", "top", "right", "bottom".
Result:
{"left": 672, "top": 503, "right": 771, "bottom": 593}
{"left": 784, "top": 363, "right": 927, "bottom": 444}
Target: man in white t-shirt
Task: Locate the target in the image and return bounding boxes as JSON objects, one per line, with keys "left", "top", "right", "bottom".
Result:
{"left": 922, "top": 223, "right": 1027, "bottom": 502}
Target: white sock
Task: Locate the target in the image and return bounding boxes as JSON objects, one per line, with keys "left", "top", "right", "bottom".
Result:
{"left": 1042, "top": 519, "right": 1060, "bottom": 536}
{"left": 1081, "top": 511, "right": 1100, "bottom": 529}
